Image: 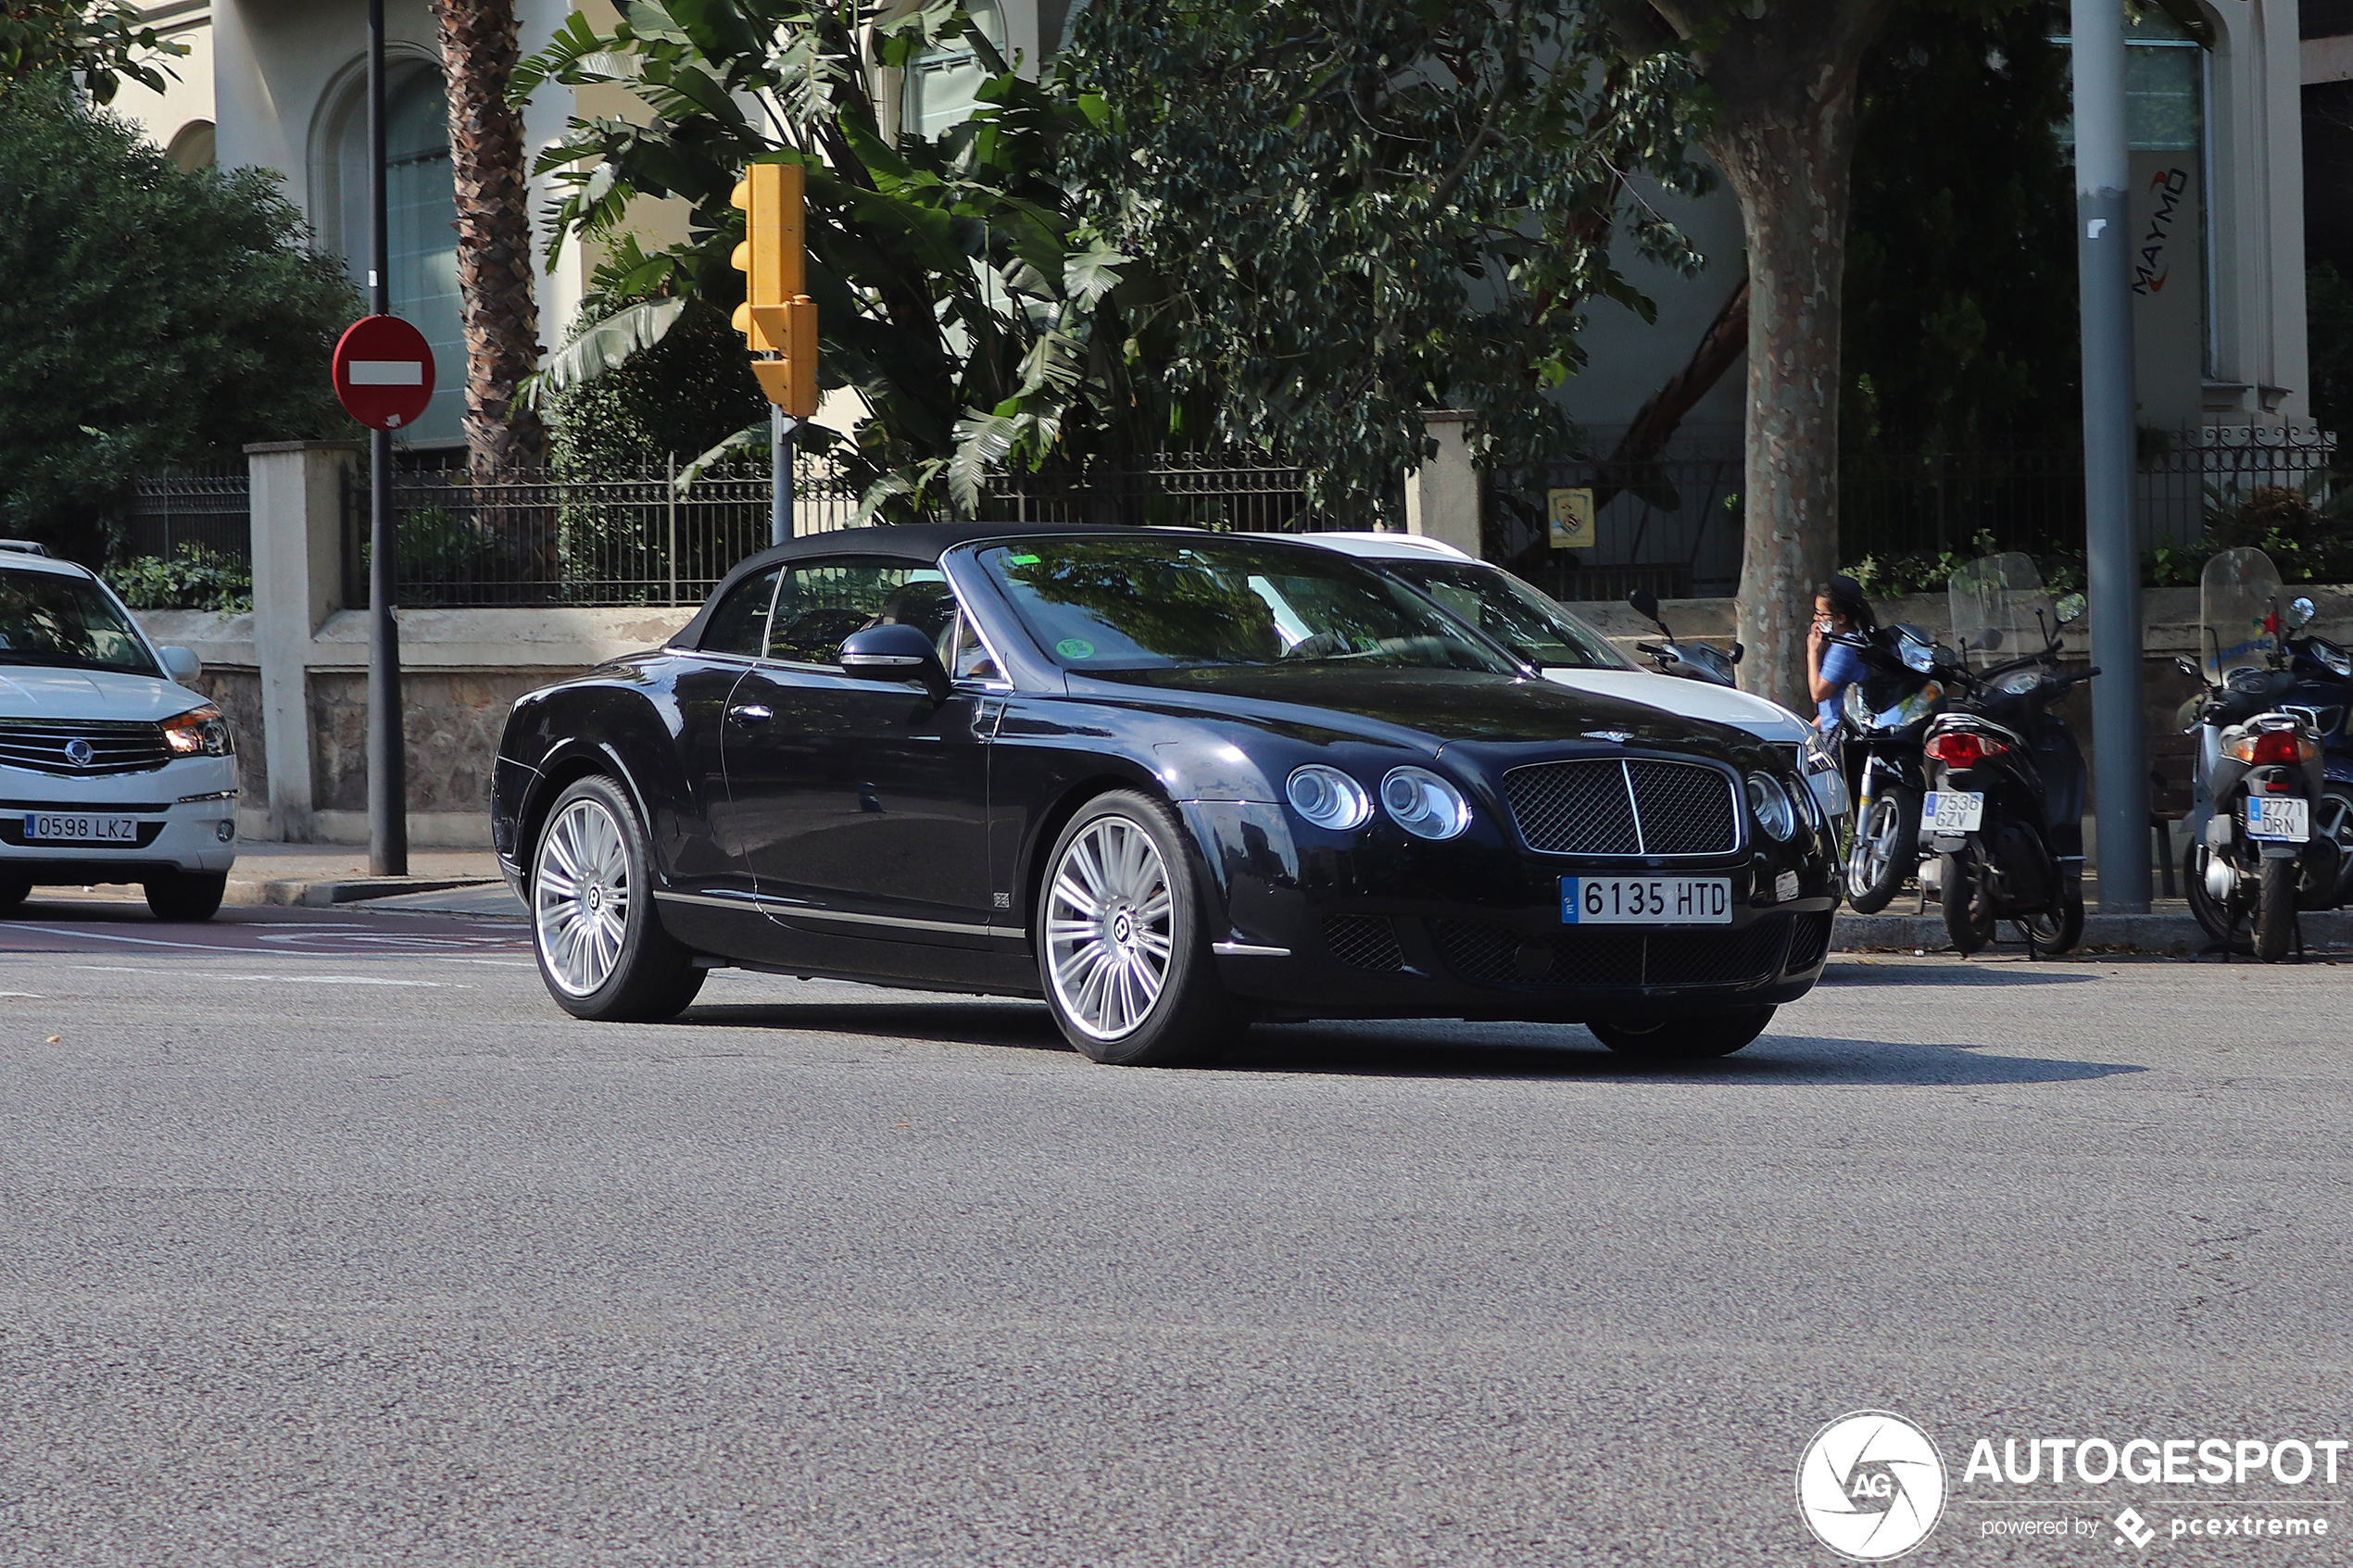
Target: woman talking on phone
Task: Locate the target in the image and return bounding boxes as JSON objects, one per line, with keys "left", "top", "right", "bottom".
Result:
{"left": 1806, "top": 577, "right": 1875, "bottom": 733}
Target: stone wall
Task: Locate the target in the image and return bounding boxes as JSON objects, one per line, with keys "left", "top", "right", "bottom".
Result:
{"left": 308, "top": 670, "right": 565, "bottom": 816}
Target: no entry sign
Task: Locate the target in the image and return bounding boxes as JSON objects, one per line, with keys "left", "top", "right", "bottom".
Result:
{"left": 332, "top": 315, "right": 436, "bottom": 431}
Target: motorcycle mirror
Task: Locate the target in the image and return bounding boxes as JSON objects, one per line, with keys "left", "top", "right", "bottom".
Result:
{"left": 2055, "top": 592, "right": 2087, "bottom": 625}
{"left": 1978, "top": 628, "right": 2005, "bottom": 652}
{"left": 2173, "top": 654, "right": 2200, "bottom": 679}
{"left": 1728, "top": 641, "right": 1743, "bottom": 665}
{"left": 2288, "top": 596, "right": 2317, "bottom": 630}
{"left": 1626, "top": 587, "right": 1663, "bottom": 627}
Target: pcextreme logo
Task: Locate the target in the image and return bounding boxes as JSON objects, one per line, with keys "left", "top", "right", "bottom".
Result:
{"left": 1797, "top": 1411, "right": 1949, "bottom": 1561}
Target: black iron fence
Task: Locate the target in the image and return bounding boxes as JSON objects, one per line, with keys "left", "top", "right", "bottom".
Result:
{"left": 1497, "top": 426, "right": 2343, "bottom": 600}
{"left": 120, "top": 470, "right": 252, "bottom": 566}
{"left": 983, "top": 452, "right": 1359, "bottom": 533}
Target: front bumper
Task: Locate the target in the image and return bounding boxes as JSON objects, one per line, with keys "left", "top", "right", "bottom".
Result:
{"left": 0, "top": 757, "right": 239, "bottom": 880}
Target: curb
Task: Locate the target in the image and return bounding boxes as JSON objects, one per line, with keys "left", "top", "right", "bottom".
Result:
{"left": 1832, "top": 910, "right": 2353, "bottom": 955}
{"left": 245, "top": 877, "right": 501, "bottom": 909}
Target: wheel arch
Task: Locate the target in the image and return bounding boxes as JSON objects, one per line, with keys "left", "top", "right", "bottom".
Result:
{"left": 1018, "top": 767, "right": 1230, "bottom": 940}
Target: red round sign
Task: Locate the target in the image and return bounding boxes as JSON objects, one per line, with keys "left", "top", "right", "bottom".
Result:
{"left": 332, "top": 315, "right": 437, "bottom": 431}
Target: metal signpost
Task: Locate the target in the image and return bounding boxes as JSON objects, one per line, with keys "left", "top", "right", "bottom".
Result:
{"left": 2071, "top": 0, "right": 2149, "bottom": 910}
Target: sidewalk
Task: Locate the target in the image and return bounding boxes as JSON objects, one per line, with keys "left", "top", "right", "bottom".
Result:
{"left": 223, "top": 841, "right": 508, "bottom": 909}
{"left": 1830, "top": 880, "right": 2353, "bottom": 954}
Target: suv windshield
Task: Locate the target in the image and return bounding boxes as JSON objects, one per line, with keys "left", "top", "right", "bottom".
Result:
{"left": 1381, "top": 559, "right": 1628, "bottom": 671}
{"left": 0, "top": 570, "right": 159, "bottom": 676}
{"left": 975, "top": 536, "right": 1520, "bottom": 675}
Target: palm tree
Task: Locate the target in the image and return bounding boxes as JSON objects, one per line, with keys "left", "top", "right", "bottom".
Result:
{"left": 433, "top": 0, "right": 545, "bottom": 483}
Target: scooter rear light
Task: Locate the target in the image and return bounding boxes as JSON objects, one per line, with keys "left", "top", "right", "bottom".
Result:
{"left": 2230, "top": 730, "right": 2317, "bottom": 767}
{"left": 1924, "top": 731, "right": 2007, "bottom": 770}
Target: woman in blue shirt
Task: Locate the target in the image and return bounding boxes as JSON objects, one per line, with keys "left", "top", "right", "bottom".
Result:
{"left": 1807, "top": 578, "right": 1873, "bottom": 732}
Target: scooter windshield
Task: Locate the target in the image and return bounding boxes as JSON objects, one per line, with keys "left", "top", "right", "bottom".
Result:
{"left": 1947, "top": 552, "right": 2053, "bottom": 671}
{"left": 2199, "top": 546, "right": 2286, "bottom": 682}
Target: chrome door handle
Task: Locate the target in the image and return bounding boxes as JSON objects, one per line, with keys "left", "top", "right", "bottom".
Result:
{"left": 728, "top": 703, "right": 773, "bottom": 724}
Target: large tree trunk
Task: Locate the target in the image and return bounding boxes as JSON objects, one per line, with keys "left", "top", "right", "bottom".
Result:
{"left": 434, "top": 0, "right": 545, "bottom": 487}
{"left": 1711, "top": 107, "right": 1856, "bottom": 715}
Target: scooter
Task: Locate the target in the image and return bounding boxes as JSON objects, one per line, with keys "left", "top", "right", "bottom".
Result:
{"left": 1832, "top": 621, "right": 1955, "bottom": 913}
{"left": 2179, "top": 547, "right": 2343, "bottom": 960}
{"left": 1919, "top": 554, "right": 2096, "bottom": 956}
{"left": 1626, "top": 588, "right": 1741, "bottom": 688}
{"left": 2271, "top": 608, "right": 2353, "bottom": 904}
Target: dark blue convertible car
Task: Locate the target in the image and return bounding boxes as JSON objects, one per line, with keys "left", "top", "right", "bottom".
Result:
{"left": 491, "top": 524, "right": 1837, "bottom": 1064}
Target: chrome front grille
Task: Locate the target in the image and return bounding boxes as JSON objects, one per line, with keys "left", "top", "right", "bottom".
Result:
{"left": 1503, "top": 758, "right": 1739, "bottom": 857}
{"left": 0, "top": 719, "right": 173, "bottom": 776}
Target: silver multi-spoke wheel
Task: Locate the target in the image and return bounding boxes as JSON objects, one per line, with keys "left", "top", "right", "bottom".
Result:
{"left": 535, "top": 796, "right": 633, "bottom": 997}
{"left": 1045, "top": 814, "right": 1176, "bottom": 1042}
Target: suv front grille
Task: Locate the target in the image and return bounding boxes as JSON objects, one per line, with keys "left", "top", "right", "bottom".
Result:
{"left": 1503, "top": 758, "right": 1739, "bottom": 857}
{"left": 0, "top": 719, "right": 173, "bottom": 776}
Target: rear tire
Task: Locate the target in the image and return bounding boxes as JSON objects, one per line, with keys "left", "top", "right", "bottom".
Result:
{"left": 2314, "top": 784, "right": 2353, "bottom": 906}
{"left": 2255, "top": 855, "right": 2297, "bottom": 962}
{"left": 1038, "top": 790, "right": 1238, "bottom": 1066}
{"left": 2021, "top": 883, "right": 2086, "bottom": 956}
{"left": 144, "top": 871, "right": 226, "bottom": 922}
{"left": 2183, "top": 841, "right": 2252, "bottom": 954}
{"left": 530, "top": 776, "right": 705, "bottom": 1021}
{"left": 1939, "top": 850, "right": 1993, "bottom": 955}
{"left": 1843, "top": 784, "right": 1919, "bottom": 914}
{"left": 1588, "top": 1006, "right": 1775, "bottom": 1060}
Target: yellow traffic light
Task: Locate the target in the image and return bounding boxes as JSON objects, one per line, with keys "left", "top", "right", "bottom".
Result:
{"left": 729, "top": 162, "right": 817, "bottom": 415}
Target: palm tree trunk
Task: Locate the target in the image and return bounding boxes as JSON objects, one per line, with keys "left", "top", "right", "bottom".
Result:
{"left": 434, "top": 0, "right": 549, "bottom": 577}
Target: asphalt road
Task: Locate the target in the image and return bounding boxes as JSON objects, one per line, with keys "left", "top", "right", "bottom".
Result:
{"left": 2, "top": 897, "right": 2349, "bottom": 1566}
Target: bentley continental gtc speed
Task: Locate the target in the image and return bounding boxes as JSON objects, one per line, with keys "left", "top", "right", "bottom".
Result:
{"left": 491, "top": 526, "right": 1838, "bottom": 1065}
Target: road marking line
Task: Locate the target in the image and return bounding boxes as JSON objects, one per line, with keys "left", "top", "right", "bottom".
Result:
{"left": 72, "top": 964, "right": 470, "bottom": 987}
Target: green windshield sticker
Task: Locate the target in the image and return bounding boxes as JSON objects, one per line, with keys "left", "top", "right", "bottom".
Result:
{"left": 1056, "top": 638, "right": 1096, "bottom": 659}
{"left": 1008, "top": 553, "right": 1040, "bottom": 565}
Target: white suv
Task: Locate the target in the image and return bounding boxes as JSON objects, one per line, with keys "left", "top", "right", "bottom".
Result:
{"left": 0, "top": 544, "right": 238, "bottom": 920}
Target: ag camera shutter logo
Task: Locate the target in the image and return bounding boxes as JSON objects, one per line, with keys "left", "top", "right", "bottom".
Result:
{"left": 1797, "top": 1411, "right": 1948, "bottom": 1560}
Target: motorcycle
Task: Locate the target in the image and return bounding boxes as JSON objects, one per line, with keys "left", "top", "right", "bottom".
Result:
{"left": 1919, "top": 553, "right": 2096, "bottom": 956}
{"left": 2271, "top": 602, "right": 2353, "bottom": 904}
{"left": 1625, "top": 588, "right": 1742, "bottom": 687}
{"left": 2178, "top": 547, "right": 2343, "bottom": 960}
{"left": 1834, "top": 620, "right": 1954, "bottom": 913}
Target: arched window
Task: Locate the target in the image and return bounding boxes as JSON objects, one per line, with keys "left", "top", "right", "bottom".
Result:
{"left": 166, "top": 119, "right": 215, "bottom": 173}
{"left": 332, "top": 65, "right": 464, "bottom": 444}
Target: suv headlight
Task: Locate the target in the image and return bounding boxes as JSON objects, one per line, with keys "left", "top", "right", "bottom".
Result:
{"left": 1286, "top": 764, "right": 1371, "bottom": 830}
{"left": 160, "top": 703, "right": 232, "bottom": 758}
{"left": 1745, "top": 771, "right": 1795, "bottom": 841}
{"left": 1379, "top": 766, "right": 1470, "bottom": 840}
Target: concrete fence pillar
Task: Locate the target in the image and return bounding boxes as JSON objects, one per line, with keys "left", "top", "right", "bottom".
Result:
{"left": 245, "top": 440, "right": 357, "bottom": 841}
{"left": 1403, "top": 409, "right": 1482, "bottom": 558}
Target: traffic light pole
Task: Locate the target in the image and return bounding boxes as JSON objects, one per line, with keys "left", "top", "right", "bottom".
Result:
{"left": 771, "top": 407, "right": 795, "bottom": 546}
{"left": 366, "top": 0, "right": 407, "bottom": 877}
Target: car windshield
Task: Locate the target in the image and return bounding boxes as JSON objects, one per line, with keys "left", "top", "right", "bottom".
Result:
{"left": 0, "top": 570, "right": 158, "bottom": 676}
{"left": 1380, "top": 559, "right": 1628, "bottom": 671}
{"left": 975, "top": 536, "right": 1521, "bottom": 675}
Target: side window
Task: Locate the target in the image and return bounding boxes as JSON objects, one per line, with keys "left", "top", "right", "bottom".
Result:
{"left": 767, "top": 559, "right": 954, "bottom": 665}
{"left": 698, "top": 567, "right": 782, "bottom": 657}
{"left": 950, "top": 611, "right": 1001, "bottom": 682}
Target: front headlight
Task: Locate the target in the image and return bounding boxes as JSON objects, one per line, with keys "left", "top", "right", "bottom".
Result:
{"left": 1841, "top": 684, "right": 1870, "bottom": 727}
{"left": 160, "top": 703, "right": 232, "bottom": 758}
{"left": 1746, "top": 771, "right": 1796, "bottom": 841}
{"left": 1994, "top": 667, "right": 2044, "bottom": 696}
{"left": 1379, "top": 766, "right": 1470, "bottom": 840}
{"left": 1286, "top": 764, "right": 1371, "bottom": 830}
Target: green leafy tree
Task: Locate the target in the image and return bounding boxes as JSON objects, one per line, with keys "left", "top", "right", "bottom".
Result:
{"left": 1, "top": 0, "right": 182, "bottom": 104}
{"left": 1060, "top": 0, "right": 1706, "bottom": 516}
{"left": 0, "top": 80, "right": 359, "bottom": 557}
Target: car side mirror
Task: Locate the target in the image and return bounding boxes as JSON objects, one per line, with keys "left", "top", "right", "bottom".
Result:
{"left": 157, "top": 645, "right": 201, "bottom": 682}
{"left": 2288, "top": 596, "right": 2317, "bottom": 630}
{"left": 839, "top": 623, "right": 950, "bottom": 701}
{"left": 2055, "top": 592, "right": 2087, "bottom": 626}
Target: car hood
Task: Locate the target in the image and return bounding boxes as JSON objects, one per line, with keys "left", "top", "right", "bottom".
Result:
{"left": 0, "top": 667, "right": 200, "bottom": 722}
{"left": 1072, "top": 664, "right": 1763, "bottom": 759}
{"left": 1543, "top": 668, "right": 1813, "bottom": 743}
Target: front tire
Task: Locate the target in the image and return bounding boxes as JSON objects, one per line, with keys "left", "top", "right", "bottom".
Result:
{"left": 2184, "top": 841, "right": 2252, "bottom": 954}
{"left": 2255, "top": 855, "right": 2297, "bottom": 962}
{"left": 1038, "top": 790, "right": 1236, "bottom": 1065}
{"left": 2314, "top": 784, "right": 2353, "bottom": 905}
{"left": 145, "top": 871, "right": 226, "bottom": 922}
{"left": 1843, "top": 784, "right": 1919, "bottom": 914}
{"left": 2017, "top": 883, "right": 2085, "bottom": 956}
{"left": 1939, "top": 850, "right": 1993, "bottom": 955}
{"left": 531, "top": 776, "right": 705, "bottom": 1021}
{"left": 1588, "top": 1006, "right": 1775, "bottom": 1060}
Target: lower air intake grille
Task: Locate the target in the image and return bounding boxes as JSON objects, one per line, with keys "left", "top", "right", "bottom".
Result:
{"left": 1785, "top": 910, "right": 1834, "bottom": 972}
{"left": 1322, "top": 914, "right": 1406, "bottom": 972}
{"left": 0, "top": 719, "right": 172, "bottom": 776}
{"left": 1432, "top": 916, "right": 1791, "bottom": 990}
